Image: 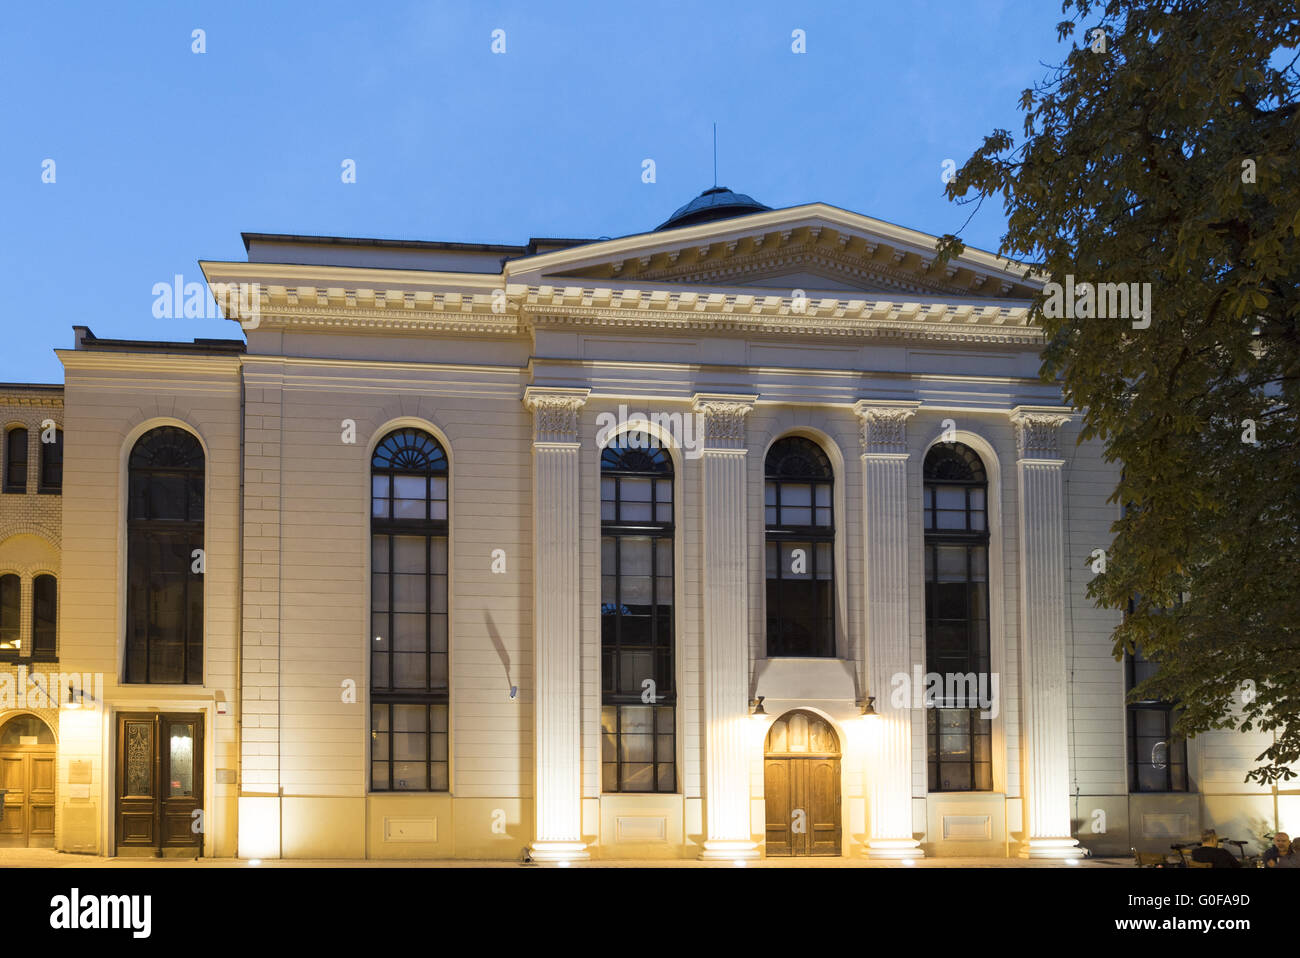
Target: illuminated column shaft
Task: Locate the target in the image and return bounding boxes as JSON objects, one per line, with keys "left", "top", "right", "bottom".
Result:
{"left": 855, "top": 401, "right": 924, "bottom": 859}
{"left": 1010, "top": 408, "right": 1083, "bottom": 859}
{"left": 524, "top": 388, "right": 590, "bottom": 862}
{"left": 693, "top": 394, "right": 760, "bottom": 860}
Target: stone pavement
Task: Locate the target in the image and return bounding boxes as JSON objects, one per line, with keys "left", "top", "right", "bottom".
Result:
{"left": 1, "top": 847, "right": 1131, "bottom": 868}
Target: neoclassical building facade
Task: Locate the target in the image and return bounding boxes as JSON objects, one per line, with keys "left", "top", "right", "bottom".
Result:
{"left": 4, "top": 189, "right": 1288, "bottom": 859}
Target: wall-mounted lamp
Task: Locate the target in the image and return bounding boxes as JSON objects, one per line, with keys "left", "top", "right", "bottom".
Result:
{"left": 65, "top": 683, "right": 94, "bottom": 710}
{"left": 859, "top": 696, "right": 877, "bottom": 719}
{"left": 750, "top": 696, "right": 767, "bottom": 720}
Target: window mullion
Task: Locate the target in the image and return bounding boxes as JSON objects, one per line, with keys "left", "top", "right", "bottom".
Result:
{"left": 426, "top": 534, "right": 432, "bottom": 694}
{"left": 614, "top": 533, "right": 622, "bottom": 689}
{"left": 388, "top": 535, "right": 395, "bottom": 694}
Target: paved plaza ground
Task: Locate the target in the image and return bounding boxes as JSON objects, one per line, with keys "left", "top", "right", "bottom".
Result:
{"left": 1, "top": 847, "right": 1131, "bottom": 868}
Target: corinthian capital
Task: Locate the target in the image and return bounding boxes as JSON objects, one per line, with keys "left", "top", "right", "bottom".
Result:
{"left": 854, "top": 400, "right": 922, "bottom": 455}
{"left": 691, "top": 393, "right": 757, "bottom": 450}
{"left": 1009, "top": 407, "right": 1071, "bottom": 459}
{"left": 524, "top": 387, "right": 590, "bottom": 444}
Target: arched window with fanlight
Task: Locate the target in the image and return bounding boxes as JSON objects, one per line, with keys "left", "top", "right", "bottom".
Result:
{"left": 370, "top": 427, "right": 449, "bottom": 792}
{"left": 765, "top": 437, "right": 835, "bottom": 658}
{"left": 923, "top": 442, "right": 992, "bottom": 791}
{"left": 126, "top": 426, "right": 205, "bottom": 684}
{"left": 600, "top": 432, "right": 676, "bottom": 792}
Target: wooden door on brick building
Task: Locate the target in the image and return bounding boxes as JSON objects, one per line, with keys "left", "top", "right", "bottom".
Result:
{"left": 0, "top": 713, "right": 57, "bottom": 848}
{"left": 764, "top": 710, "right": 841, "bottom": 856}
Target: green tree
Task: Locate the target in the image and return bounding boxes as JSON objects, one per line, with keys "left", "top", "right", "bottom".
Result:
{"left": 937, "top": 0, "right": 1300, "bottom": 784}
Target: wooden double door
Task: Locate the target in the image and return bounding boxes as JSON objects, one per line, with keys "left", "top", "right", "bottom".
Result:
{"left": 764, "top": 710, "right": 842, "bottom": 857}
{"left": 115, "top": 712, "right": 204, "bottom": 857}
{"left": 0, "top": 746, "right": 56, "bottom": 848}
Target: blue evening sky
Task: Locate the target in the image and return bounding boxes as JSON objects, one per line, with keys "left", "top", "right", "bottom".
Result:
{"left": 1, "top": 0, "right": 1069, "bottom": 383}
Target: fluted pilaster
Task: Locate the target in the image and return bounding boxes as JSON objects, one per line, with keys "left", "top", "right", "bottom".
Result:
{"left": 1009, "top": 406, "right": 1082, "bottom": 859}
{"left": 524, "top": 387, "right": 590, "bottom": 861}
{"left": 692, "top": 393, "right": 760, "bottom": 860}
{"left": 855, "top": 400, "right": 924, "bottom": 858}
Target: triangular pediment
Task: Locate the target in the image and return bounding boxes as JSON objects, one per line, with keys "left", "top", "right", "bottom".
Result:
{"left": 506, "top": 203, "right": 1040, "bottom": 302}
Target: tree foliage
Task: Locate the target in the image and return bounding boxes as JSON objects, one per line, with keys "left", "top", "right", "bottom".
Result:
{"left": 937, "top": 0, "right": 1300, "bottom": 784}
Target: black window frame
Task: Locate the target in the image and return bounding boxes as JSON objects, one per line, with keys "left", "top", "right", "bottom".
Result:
{"left": 125, "top": 426, "right": 205, "bottom": 685}
{"left": 369, "top": 427, "right": 450, "bottom": 793}
{"left": 1125, "top": 640, "right": 1189, "bottom": 793}
{"left": 39, "top": 426, "right": 63, "bottom": 494}
{"left": 4, "top": 427, "right": 28, "bottom": 493}
{"left": 600, "top": 433, "right": 676, "bottom": 794}
{"left": 924, "top": 442, "right": 993, "bottom": 792}
{"left": 0, "top": 573, "right": 19, "bottom": 657}
{"left": 764, "top": 436, "right": 835, "bottom": 658}
{"left": 32, "top": 574, "right": 56, "bottom": 660}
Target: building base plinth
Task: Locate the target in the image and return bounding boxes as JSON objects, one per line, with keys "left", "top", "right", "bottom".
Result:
{"left": 529, "top": 841, "right": 589, "bottom": 863}
{"left": 1019, "top": 837, "right": 1085, "bottom": 859}
{"left": 700, "top": 840, "right": 761, "bottom": 861}
{"left": 866, "top": 838, "right": 924, "bottom": 859}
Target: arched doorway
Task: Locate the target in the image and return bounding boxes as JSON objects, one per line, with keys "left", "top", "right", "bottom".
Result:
{"left": 0, "top": 713, "right": 56, "bottom": 848}
{"left": 764, "top": 710, "right": 842, "bottom": 856}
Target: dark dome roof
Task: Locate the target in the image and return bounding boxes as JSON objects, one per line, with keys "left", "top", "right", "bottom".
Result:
{"left": 655, "top": 186, "right": 771, "bottom": 231}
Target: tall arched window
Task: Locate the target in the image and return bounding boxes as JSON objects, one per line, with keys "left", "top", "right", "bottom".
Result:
{"left": 39, "top": 427, "right": 62, "bottom": 493}
{"left": 370, "top": 428, "right": 449, "bottom": 792}
{"left": 765, "top": 436, "right": 835, "bottom": 657}
{"left": 0, "top": 574, "right": 19, "bottom": 653}
{"left": 126, "top": 426, "right": 204, "bottom": 684}
{"left": 600, "top": 432, "right": 676, "bottom": 792}
{"left": 923, "top": 442, "right": 992, "bottom": 791}
{"left": 32, "top": 575, "right": 56, "bottom": 659}
{"left": 4, "top": 427, "right": 28, "bottom": 493}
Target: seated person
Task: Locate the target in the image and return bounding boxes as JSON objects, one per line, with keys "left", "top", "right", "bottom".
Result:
{"left": 1262, "top": 831, "right": 1299, "bottom": 868}
{"left": 1191, "top": 829, "right": 1241, "bottom": 868}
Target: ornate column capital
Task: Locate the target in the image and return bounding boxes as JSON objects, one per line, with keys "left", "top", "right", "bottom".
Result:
{"left": 523, "top": 387, "right": 590, "bottom": 444}
{"left": 854, "top": 400, "right": 922, "bottom": 455}
{"left": 1008, "top": 406, "right": 1071, "bottom": 460}
{"left": 691, "top": 393, "right": 757, "bottom": 451}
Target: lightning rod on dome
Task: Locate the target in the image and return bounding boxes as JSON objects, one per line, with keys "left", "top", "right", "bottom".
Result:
{"left": 712, "top": 122, "right": 717, "bottom": 189}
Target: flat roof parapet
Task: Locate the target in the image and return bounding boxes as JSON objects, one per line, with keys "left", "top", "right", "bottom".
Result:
{"left": 72, "top": 326, "right": 245, "bottom": 354}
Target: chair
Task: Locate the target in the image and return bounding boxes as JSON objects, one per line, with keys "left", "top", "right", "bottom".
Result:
{"left": 1186, "top": 860, "right": 1213, "bottom": 869}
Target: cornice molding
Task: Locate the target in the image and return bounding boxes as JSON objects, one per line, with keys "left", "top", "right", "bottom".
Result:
{"left": 188, "top": 266, "right": 1046, "bottom": 345}
{"left": 527, "top": 307, "right": 1040, "bottom": 344}
{"left": 56, "top": 352, "right": 243, "bottom": 376}
{"left": 247, "top": 304, "right": 525, "bottom": 336}
{"left": 507, "top": 203, "right": 1045, "bottom": 287}
{"left": 0, "top": 394, "right": 63, "bottom": 408}
{"left": 597, "top": 243, "right": 975, "bottom": 298}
